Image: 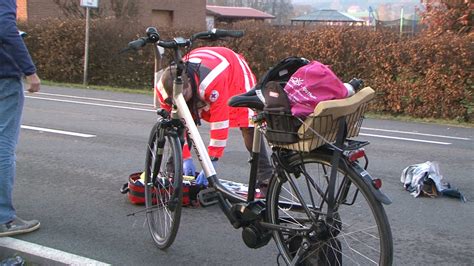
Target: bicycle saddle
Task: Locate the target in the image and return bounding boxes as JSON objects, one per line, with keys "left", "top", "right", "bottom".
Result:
{"left": 228, "top": 88, "right": 265, "bottom": 110}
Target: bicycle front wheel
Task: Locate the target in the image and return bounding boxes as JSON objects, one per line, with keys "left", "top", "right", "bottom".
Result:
{"left": 144, "top": 123, "right": 183, "bottom": 249}
{"left": 267, "top": 151, "right": 393, "bottom": 265}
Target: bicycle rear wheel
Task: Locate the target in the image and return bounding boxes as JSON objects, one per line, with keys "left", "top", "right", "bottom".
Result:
{"left": 144, "top": 123, "right": 183, "bottom": 249}
{"left": 267, "top": 151, "right": 393, "bottom": 265}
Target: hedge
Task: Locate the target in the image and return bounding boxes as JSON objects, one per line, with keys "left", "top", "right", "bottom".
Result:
{"left": 20, "top": 19, "right": 473, "bottom": 122}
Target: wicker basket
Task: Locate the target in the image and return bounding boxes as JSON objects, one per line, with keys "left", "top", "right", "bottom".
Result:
{"left": 262, "top": 87, "right": 375, "bottom": 152}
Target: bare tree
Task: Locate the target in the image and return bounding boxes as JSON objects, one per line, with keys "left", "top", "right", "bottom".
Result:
{"left": 110, "top": 0, "right": 138, "bottom": 18}
{"left": 53, "top": 0, "right": 137, "bottom": 19}
{"left": 52, "top": 0, "right": 85, "bottom": 18}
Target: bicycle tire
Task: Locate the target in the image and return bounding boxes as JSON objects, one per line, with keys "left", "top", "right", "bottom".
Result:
{"left": 267, "top": 150, "right": 393, "bottom": 265}
{"left": 144, "top": 122, "right": 183, "bottom": 249}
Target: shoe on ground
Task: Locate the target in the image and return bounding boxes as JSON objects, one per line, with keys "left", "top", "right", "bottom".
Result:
{"left": 0, "top": 217, "right": 40, "bottom": 237}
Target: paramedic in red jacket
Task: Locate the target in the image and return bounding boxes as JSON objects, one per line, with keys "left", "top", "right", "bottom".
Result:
{"left": 155, "top": 46, "right": 272, "bottom": 188}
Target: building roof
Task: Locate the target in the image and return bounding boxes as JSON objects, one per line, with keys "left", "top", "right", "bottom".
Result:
{"left": 206, "top": 5, "right": 275, "bottom": 19}
{"left": 292, "top": 9, "right": 364, "bottom": 22}
{"left": 347, "top": 11, "right": 370, "bottom": 20}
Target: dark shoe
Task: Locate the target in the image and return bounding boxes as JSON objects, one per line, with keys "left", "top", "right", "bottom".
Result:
{"left": 0, "top": 217, "right": 40, "bottom": 237}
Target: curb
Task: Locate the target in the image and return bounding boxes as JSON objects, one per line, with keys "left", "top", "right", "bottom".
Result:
{"left": 0, "top": 237, "right": 109, "bottom": 265}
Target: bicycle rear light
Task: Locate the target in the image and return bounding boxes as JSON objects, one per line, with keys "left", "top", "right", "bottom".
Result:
{"left": 347, "top": 149, "right": 366, "bottom": 162}
{"left": 372, "top": 178, "right": 382, "bottom": 189}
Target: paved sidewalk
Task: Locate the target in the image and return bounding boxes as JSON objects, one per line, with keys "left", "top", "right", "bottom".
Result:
{"left": 0, "top": 237, "right": 109, "bottom": 265}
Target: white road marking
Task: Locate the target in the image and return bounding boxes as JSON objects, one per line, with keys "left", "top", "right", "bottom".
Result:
{"left": 359, "top": 133, "right": 451, "bottom": 145}
{"left": 0, "top": 237, "right": 110, "bottom": 265}
{"left": 26, "top": 93, "right": 470, "bottom": 145}
{"left": 21, "top": 125, "right": 96, "bottom": 138}
{"left": 362, "top": 127, "right": 470, "bottom": 140}
{"left": 31, "top": 91, "right": 153, "bottom": 107}
{"left": 25, "top": 95, "right": 155, "bottom": 112}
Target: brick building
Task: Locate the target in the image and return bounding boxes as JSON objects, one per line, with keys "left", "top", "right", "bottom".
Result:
{"left": 17, "top": 0, "right": 206, "bottom": 29}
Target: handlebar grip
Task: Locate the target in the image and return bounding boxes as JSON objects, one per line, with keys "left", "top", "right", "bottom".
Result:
{"left": 191, "top": 29, "right": 244, "bottom": 41}
{"left": 212, "top": 29, "right": 244, "bottom": 38}
{"left": 128, "top": 37, "right": 147, "bottom": 50}
{"left": 146, "top": 27, "right": 160, "bottom": 43}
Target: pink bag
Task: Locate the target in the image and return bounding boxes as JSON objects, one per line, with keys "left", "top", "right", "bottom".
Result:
{"left": 283, "top": 61, "right": 348, "bottom": 117}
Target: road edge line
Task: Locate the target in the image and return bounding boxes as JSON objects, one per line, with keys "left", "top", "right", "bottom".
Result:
{"left": 0, "top": 237, "right": 109, "bottom": 265}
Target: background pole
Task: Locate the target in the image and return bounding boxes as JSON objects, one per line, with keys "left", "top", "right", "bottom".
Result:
{"left": 399, "top": 8, "right": 404, "bottom": 38}
{"left": 83, "top": 7, "right": 90, "bottom": 86}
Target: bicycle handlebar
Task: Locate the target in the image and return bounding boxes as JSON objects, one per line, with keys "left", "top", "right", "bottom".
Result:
{"left": 124, "top": 27, "right": 244, "bottom": 52}
{"left": 159, "top": 37, "right": 192, "bottom": 49}
{"left": 191, "top": 29, "right": 244, "bottom": 41}
{"left": 127, "top": 37, "right": 147, "bottom": 50}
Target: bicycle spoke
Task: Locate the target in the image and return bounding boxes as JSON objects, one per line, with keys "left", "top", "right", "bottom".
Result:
{"left": 326, "top": 215, "right": 382, "bottom": 263}
{"left": 268, "top": 155, "right": 392, "bottom": 265}
{"left": 328, "top": 227, "right": 356, "bottom": 265}
{"left": 277, "top": 213, "right": 305, "bottom": 228}
{"left": 144, "top": 129, "right": 182, "bottom": 249}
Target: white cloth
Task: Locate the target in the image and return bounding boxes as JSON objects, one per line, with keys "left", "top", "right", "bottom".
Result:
{"left": 401, "top": 161, "right": 449, "bottom": 197}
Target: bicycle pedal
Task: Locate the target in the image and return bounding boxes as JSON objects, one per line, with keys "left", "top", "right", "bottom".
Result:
{"left": 197, "top": 188, "right": 218, "bottom": 207}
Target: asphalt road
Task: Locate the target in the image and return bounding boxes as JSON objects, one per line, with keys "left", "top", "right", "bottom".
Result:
{"left": 8, "top": 85, "right": 474, "bottom": 265}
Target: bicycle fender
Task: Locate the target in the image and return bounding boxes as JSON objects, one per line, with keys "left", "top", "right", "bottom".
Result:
{"left": 351, "top": 163, "right": 392, "bottom": 205}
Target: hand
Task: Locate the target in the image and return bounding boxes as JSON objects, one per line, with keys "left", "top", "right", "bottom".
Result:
{"left": 196, "top": 160, "right": 217, "bottom": 187}
{"left": 25, "top": 73, "right": 40, "bottom": 93}
{"left": 183, "top": 158, "right": 196, "bottom": 176}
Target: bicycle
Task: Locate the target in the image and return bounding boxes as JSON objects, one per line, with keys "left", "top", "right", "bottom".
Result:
{"left": 125, "top": 27, "right": 393, "bottom": 265}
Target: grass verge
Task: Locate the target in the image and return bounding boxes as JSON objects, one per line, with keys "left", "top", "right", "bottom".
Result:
{"left": 42, "top": 80, "right": 153, "bottom": 95}
{"left": 366, "top": 113, "right": 473, "bottom": 128}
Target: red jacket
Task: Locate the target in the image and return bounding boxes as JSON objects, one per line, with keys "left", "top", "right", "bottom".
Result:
{"left": 155, "top": 47, "right": 256, "bottom": 159}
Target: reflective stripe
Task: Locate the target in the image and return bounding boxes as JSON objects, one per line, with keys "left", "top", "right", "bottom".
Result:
{"left": 210, "top": 139, "right": 227, "bottom": 147}
{"left": 188, "top": 57, "right": 202, "bottom": 63}
{"left": 189, "top": 52, "right": 216, "bottom": 60}
{"left": 244, "top": 56, "right": 256, "bottom": 85}
{"left": 236, "top": 55, "right": 255, "bottom": 124}
{"left": 210, "top": 120, "right": 229, "bottom": 130}
{"left": 156, "top": 79, "right": 168, "bottom": 99}
{"left": 196, "top": 50, "right": 230, "bottom": 98}
{"left": 236, "top": 56, "right": 251, "bottom": 92}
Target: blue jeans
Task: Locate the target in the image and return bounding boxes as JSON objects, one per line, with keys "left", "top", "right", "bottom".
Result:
{"left": 0, "top": 78, "right": 24, "bottom": 224}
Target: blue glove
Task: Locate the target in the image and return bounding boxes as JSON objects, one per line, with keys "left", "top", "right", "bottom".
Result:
{"left": 196, "top": 160, "right": 217, "bottom": 187}
{"left": 183, "top": 158, "right": 196, "bottom": 176}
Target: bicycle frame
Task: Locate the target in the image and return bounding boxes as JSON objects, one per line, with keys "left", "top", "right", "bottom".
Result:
{"left": 152, "top": 41, "right": 355, "bottom": 227}
{"left": 154, "top": 43, "right": 265, "bottom": 227}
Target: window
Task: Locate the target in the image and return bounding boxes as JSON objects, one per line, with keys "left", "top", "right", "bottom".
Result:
{"left": 151, "top": 10, "right": 173, "bottom": 27}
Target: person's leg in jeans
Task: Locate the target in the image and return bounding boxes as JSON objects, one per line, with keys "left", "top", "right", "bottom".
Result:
{"left": 0, "top": 78, "right": 24, "bottom": 224}
{"left": 0, "top": 78, "right": 40, "bottom": 236}
{"left": 240, "top": 127, "right": 273, "bottom": 186}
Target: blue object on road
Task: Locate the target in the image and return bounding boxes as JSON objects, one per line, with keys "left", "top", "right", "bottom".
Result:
{"left": 196, "top": 160, "right": 217, "bottom": 186}
{"left": 183, "top": 158, "right": 196, "bottom": 176}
